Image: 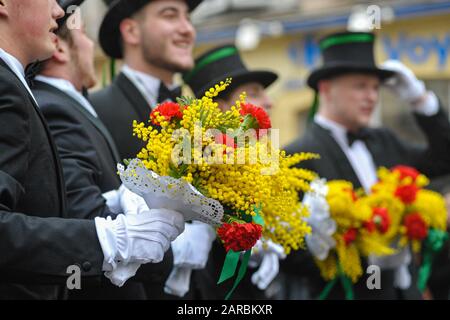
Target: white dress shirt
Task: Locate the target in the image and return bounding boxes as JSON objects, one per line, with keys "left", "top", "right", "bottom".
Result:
{"left": 35, "top": 75, "right": 98, "bottom": 118}
{"left": 0, "top": 48, "right": 38, "bottom": 104}
{"left": 314, "top": 114, "right": 378, "bottom": 193}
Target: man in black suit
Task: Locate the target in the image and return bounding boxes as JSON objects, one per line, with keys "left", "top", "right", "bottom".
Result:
{"left": 91, "top": 0, "right": 203, "bottom": 160}
{"left": 283, "top": 31, "right": 450, "bottom": 300}
{"left": 91, "top": 0, "right": 218, "bottom": 300}
{"left": 32, "top": 0, "right": 174, "bottom": 299}
{"left": 0, "top": 0, "right": 185, "bottom": 299}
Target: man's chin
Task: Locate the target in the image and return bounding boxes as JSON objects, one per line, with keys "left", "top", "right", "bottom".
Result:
{"left": 35, "top": 43, "right": 57, "bottom": 62}
{"left": 356, "top": 119, "right": 371, "bottom": 129}
{"left": 169, "top": 59, "right": 194, "bottom": 73}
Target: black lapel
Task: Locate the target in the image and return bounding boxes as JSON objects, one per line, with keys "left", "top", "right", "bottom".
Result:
{"left": 115, "top": 72, "right": 153, "bottom": 123}
{"left": 363, "top": 130, "right": 391, "bottom": 168}
{"left": 34, "top": 80, "right": 122, "bottom": 163}
{"left": 311, "top": 122, "right": 363, "bottom": 188}
{"left": 0, "top": 59, "right": 67, "bottom": 214}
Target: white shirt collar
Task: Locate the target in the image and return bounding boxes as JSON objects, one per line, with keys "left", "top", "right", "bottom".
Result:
{"left": 121, "top": 65, "right": 161, "bottom": 108}
{"left": 0, "top": 48, "right": 37, "bottom": 103}
{"left": 35, "top": 75, "right": 98, "bottom": 117}
{"left": 314, "top": 114, "right": 349, "bottom": 147}
{"left": 313, "top": 114, "right": 378, "bottom": 193}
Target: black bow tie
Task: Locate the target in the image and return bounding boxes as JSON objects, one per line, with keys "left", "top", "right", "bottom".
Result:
{"left": 24, "top": 61, "right": 43, "bottom": 88}
{"left": 346, "top": 129, "right": 369, "bottom": 147}
{"left": 157, "top": 83, "right": 182, "bottom": 103}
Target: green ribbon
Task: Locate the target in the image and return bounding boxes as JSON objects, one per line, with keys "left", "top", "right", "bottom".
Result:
{"left": 183, "top": 46, "right": 238, "bottom": 83}
{"left": 217, "top": 207, "right": 264, "bottom": 300}
{"left": 417, "top": 229, "right": 449, "bottom": 292}
{"left": 318, "top": 277, "right": 338, "bottom": 300}
{"left": 320, "top": 33, "right": 374, "bottom": 51}
{"left": 318, "top": 261, "right": 354, "bottom": 300}
{"left": 218, "top": 250, "right": 241, "bottom": 285}
{"left": 308, "top": 92, "right": 319, "bottom": 122}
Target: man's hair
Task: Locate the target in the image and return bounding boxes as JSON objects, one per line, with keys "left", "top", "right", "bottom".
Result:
{"left": 57, "top": 23, "right": 74, "bottom": 47}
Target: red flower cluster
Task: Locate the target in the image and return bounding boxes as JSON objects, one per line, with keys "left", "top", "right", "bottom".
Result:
{"left": 404, "top": 213, "right": 428, "bottom": 240}
{"left": 217, "top": 222, "right": 263, "bottom": 252}
{"left": 365, "top": 207, "right": 391, "bottom": 234}
{"left": 240, "top": 103, "right": 272, "bottom": 130}
{"left": 343, "top": 228, "right": 358, "bottom": 246}
{"left": 392, "top": 165, "right": 420, "bottom": 182}
{"left": 150, "top": 102, "right": 183, "bottom": 125}
{"left": 395, "top": 184, "right": 419, "bottom": 204}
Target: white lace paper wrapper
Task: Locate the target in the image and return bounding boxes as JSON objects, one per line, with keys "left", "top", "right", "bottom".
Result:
{"left": 117, "top": 159, "right": 223, "bottom": 226}
{"left": 303, "top": 179, "right": 337, "bottom": 261}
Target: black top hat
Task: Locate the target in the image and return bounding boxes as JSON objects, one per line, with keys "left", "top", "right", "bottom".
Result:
{"left": 57, "top": 0, "right": 85, "bottom": 29}
{"left": 183, "top": 44, "right": 278, "bottom": 98}
{"left": 99, "top": 0, "right": 203, "bottom": 59}
{"left": 307, "top": 31, "right": 395, "bottom": 91}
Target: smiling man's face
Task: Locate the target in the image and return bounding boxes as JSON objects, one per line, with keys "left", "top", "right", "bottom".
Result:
{"left": 135, "top": 0, "right": 196, "bottom": 73}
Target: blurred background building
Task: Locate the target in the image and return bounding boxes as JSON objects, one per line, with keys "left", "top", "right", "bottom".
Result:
{"left": 83, "top": 0, "right": 450, "bottom": 147}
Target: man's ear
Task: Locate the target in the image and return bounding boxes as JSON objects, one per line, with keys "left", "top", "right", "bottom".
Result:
{"left": 318, "top": 80, "right": 331, "bottom": 100}
{"left": 120, "top": 18, "right": 141, "bottom": 46}
{"left": 0, "top": 0, "right": 9, "bottom": 18}
{"left": 52, "top": 37, "right": 70, "bottom": 64}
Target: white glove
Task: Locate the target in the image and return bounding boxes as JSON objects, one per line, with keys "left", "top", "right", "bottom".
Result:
{"left": 105, "top": 263, "right": 141, "bottom": 287}
{"left": 102, "top": 189, "right": 122, "bottom": 214}
{"left": 251, "top": 252, "right": 280, "bottom": 290}
{"left": 95, "top": 209, "right": 185, "bottom": 271}
{"left": 249, "top": 239, "right": 286, "bottom": 290}
{"left": 381, "top": 60, "right": 439, "bottom": 115}
{"left": 162, "top": 221, "right": 215, "bottom": 296}
{"left": 368, "top": 247, "right": 412, "bottom": 290}
{"left": 171, "top": 221, "right": 216, "bottom": 269}
{"left": 164, "top": 267, "right": 193, "bottom": 297}
{"left": 119, "top": 185, "right": 149, "bottom": 216}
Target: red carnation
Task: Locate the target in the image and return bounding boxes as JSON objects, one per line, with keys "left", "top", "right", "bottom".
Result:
{"left": 392, "top": 165, "right": 420, "bottom": 182}
{"left": 395, "top": 184, "right": 419, "bottom": 204}
{"left": 365, "top": 207, "right": 391, "bottom": 234}
{"left": 404, "top": 213, "right": 428, "bottom": 240}
{"left": 240, "top": 103, "right": 272, "bottom": 130}
{"left": 343, "top": 228, "right": 358, "bottom": 246}
{"left": 217, "top": 222, "right": 263, "bottom": 252}
{"left": 150, "top": 102, "right": 183, "bottom": 125}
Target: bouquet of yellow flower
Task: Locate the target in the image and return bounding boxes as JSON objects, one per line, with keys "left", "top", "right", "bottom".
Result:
{"left": 370, "top": 165, "right": 448, "bottom": 291}
{"left": 303, "top": 179, "right": 395, "bottom": 299}
{"left": 119, "top": 79, "right": 317, "bottom": 298}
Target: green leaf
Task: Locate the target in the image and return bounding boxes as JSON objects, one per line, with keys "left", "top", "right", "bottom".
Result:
{"left": 176, "top": 96, "right": 195, "bottom": 107}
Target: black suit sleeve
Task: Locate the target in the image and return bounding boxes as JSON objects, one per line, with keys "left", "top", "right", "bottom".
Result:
{"left": 0, "top": 80, "right": 104, "bottom": 283}
{"left": 389, "top": 106, "right": 450, "bottom": 178}
{"left": 40, "top": 102, "right": 115, "bottom": 220}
